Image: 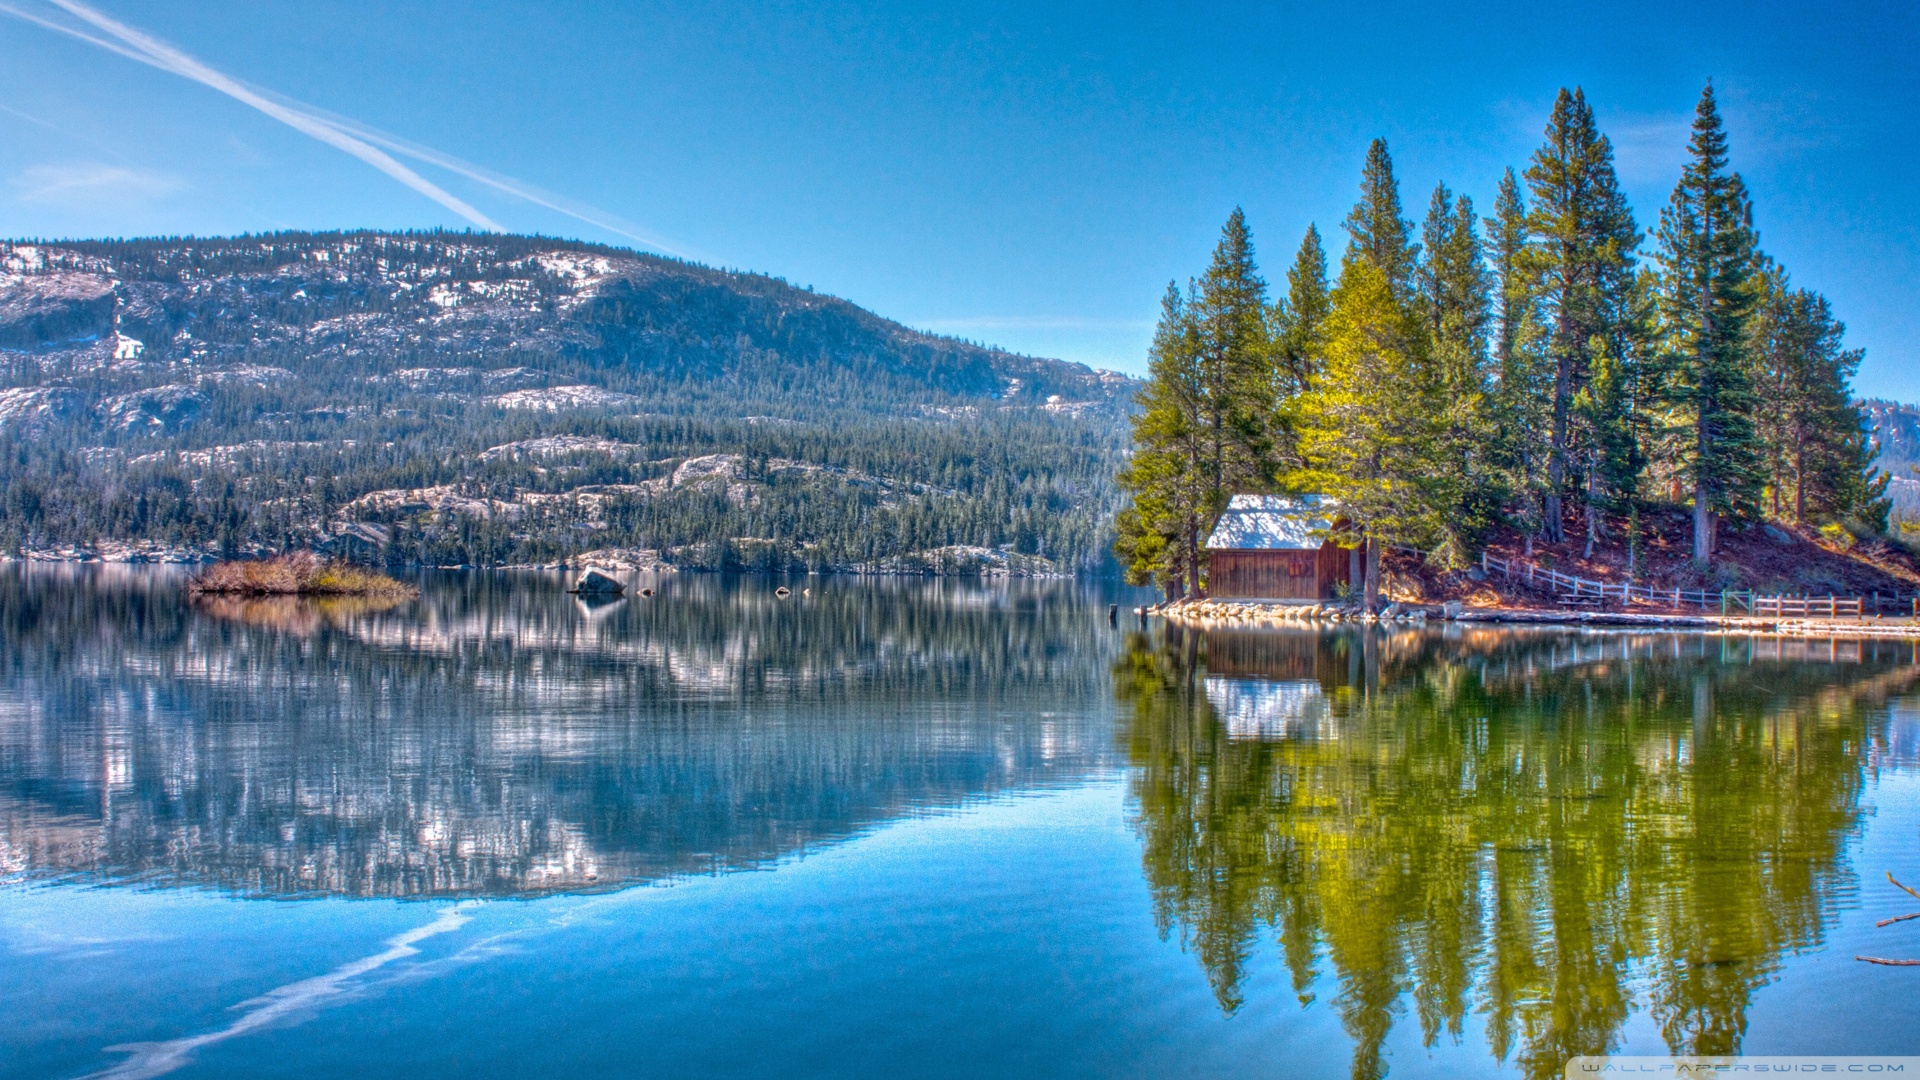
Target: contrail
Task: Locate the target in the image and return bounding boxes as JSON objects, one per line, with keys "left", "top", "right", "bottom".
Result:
{"left": 0, "top": 1, "right": 702, "bottom": 256}
{"left": 39, "top": 0, "right": 502, "bottom": 230}
{"left": 262, "top": 95, "right": 702, "bottom": 259}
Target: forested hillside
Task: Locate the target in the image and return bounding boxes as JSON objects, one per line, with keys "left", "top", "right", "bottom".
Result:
{"left": 0, "top": 231, "right": 1135, "bottom": 571}
{"left": 1118, "top": 84, "right": 1893, "bottom": 603}
{"left": 1863, "top": 400, "right": 1920, "bottom": 520}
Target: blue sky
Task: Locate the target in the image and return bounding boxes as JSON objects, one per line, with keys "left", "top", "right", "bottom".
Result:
{"left": 1, "top": 0, "right": 1915, "bottom": 397}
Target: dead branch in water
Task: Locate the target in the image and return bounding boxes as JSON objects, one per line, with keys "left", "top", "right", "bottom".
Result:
{"left": 1856, "top": 873, "right": 1920, "bottom": 966}
{"left": 1891, "top": 872, "right": 1920, "bottom": 901}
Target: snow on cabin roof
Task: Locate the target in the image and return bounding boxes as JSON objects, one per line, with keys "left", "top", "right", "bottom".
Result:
{"left": 1205, "top": 494, "right": 1336, "bottom": 551}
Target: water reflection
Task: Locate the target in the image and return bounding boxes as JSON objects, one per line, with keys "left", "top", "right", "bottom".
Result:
{"left": 0, "top": 566, "right": 1118, "bottom": 898}
{"left": 1117, "top": 624, "right": 1920, "bottom": 1080}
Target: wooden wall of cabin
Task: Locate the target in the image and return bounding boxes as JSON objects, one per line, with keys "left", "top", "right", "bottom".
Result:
{"left": 1207, "top": 546, "right": 1349, "bottom": 600}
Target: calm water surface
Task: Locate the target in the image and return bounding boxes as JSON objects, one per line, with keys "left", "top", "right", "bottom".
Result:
{"left": 2, "top": 567, "right": 1918, "bottom": 1079}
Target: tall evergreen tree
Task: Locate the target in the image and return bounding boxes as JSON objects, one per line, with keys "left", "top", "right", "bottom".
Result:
{"left": 1654, "top": 83, "right": 1764, "bottom": 560}
{"left": 1749, "top": 273, "right": 1888, "bottom": 529}
{"left": 1342, "top": 139, "right": 1421, "bottom": 300}
{"left": 1278, "top": 224, "right": 1331, "bottom": 392}
{"left": 1489, "top": 169, "right": 1552, "bottom": 551}
{"left": 1524, "top": 88, "right": 1641, "bottom": 543}
{"left": 1291, "top": 258, "right": 1446, "bottom": 610}
{"left": 1115, "top": 285, "right": 1209, "bottom": 598}
{"left": 1191, "top": 208, "right": 1283, "bottom": 498}
{"left": 1115, "top": 211, "right": 1278, "bottom": 597}
{"left": 1417, "top": 184, "right": 1496, "bottom": 562}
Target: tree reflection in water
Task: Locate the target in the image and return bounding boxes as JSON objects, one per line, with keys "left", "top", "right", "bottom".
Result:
{"left": 1116, "top": 623, "right": 1918, "bottom": 1080}
{"left": 0, "top": 565, "right": 1120, "bottom": 899}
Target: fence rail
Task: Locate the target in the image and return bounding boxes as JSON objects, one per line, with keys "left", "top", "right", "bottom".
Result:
{"left": 1478, "top": 551, "right": 1911, "bottom": 619}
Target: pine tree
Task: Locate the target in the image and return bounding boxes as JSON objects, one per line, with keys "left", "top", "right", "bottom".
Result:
{"left": 1749, "top": 274, "right": 1888, "bottom": 529}
{"left": 1278, "top": 224, "right": 1330, "bottom": 392}
{"left": 1189, "top": 208, "right": 1282, "bottom": 497}
{"left": 1654, "top": 83, "right": 1763, "bottom": 560}
{"left": 1291, "top": 258, "right": 1445, "bottom": 610}
{"left": 1342, "top": 139, "right": 1421, "bottom": 300}
{"left": 1115, "top": 286, "right": 1209, "bottom": 597}
{"left": 1115, "top": 212, "right": 1278, "bottom": 598}
{"left": 1488, "top": 168, "right": 1552, "bottom": 550}
{"left": 1524, "top": 88, "right": 1641, "bottom": 543}
{"left": 1416, "top": 184, "right": 1496, "bottom": 563}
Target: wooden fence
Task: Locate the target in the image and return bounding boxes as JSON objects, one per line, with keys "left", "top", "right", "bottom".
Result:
{"left": 1748, "top": 594, "right": 1866, "bottom": 618}
{"left": 1478, "top": 551, "right": 1908, "bottom": 618}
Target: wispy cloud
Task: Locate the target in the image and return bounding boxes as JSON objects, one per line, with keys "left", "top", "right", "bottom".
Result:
{"left": 18, "top": 0, "right": 502, "bottom": 230}
{"left": 13, "top": 162, "right": 180, "bottom": 204}
{"left": 0, "top": 0, "right": 702, "bottom": 258}
{"left": 1602, "top": 113, "right": 1693, "bottom": 188}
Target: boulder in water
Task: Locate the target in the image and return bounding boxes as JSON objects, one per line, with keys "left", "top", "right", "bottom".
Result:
{"left": 573, "top": 568, "right": 626, "bottom": 595}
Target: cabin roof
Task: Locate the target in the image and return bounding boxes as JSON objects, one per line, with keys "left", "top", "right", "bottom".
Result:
{"left": 1205, "top": 494, "right": 1336, "bottom": 551}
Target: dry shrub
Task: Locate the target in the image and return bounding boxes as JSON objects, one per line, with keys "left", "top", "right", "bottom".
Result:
{"left": 192, "top": 593, "right": 413, "bottom": 633}
{"left": 188, "top": 552, "right": 415, "bottom": 598}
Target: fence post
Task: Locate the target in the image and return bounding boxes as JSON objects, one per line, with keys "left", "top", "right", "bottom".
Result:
{"left": 1720, "top": 591, "right": 1726, "bottom": 616}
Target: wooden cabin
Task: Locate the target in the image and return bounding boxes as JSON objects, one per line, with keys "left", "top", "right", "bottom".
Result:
{"left": 1204, "top": 494, "right": 1350, "bottom": 602}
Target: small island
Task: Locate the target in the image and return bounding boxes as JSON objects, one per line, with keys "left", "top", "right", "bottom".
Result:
{"left": 187, "top": 552, "right": 417, "bottom": 599}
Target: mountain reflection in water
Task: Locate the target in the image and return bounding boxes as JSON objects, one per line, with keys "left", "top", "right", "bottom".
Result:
{"left": 0, "top": 566, "right": 1117, "bottom": 898}
{"left": 1117, "top": 623, "right": 1920, "bottom": 1080}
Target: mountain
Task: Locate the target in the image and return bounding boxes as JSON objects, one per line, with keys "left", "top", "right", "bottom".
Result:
{"left": 1863, "top": 399, "right": 1920, "bottom": 521}
{"left": 0, "top": 231, "right": 1137, "bottom": 572}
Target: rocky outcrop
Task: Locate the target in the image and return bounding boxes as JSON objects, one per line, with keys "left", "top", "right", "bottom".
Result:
{"left": 0, "top": 270, "right": 116, "bottom": 348}
{"left": 0, "top": 385, "right": 85, "bottom": 433}
{"left": 571, "top": 567, "right": 626, "bottom": 594}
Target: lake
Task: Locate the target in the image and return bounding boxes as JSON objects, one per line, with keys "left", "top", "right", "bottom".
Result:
{"left": 2, "top": 567, "right": 1918, "bottom": 1079}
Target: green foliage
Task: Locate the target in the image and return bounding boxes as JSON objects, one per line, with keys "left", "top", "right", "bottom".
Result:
{"left": 1524, "top": 87, "right": 1644, "bottom": 542}
{"left": 1115, "top": 211, "right": 1282, "bottom": 596}
{"left": 1342, "top": 139, "right": 1421, "bottom": 299}
{"left": 1654, "top": 83, "right": 1766, "bottom": 556}
{"left": 1290, "top": 259, "right": 1446, "bottom": 556}
{"left": 1116, "top": 284, "right": 1210, "bottom": 594}
{"left": 1277, "top": 224, "right": 1330, "bottom": 394}
{"left": 1489, "top": 168, "right": 1554, "bottom": 539}
{"left": 1417, "top": 183, "right": 1498, "bottom": 562}
{"left": 1749, "top": 269, "right": 1888, "bottom": 530}
{"left": 1114, "top": 84, "right": 1888, "bottom": 577}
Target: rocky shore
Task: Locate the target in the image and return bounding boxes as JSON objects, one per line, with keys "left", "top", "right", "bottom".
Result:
{"left": 1148, "top": 597, "right": 1920, "bottom": 638}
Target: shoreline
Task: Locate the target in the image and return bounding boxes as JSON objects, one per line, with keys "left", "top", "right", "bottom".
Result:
{"left": 0, "top": 549, "right": 1077, "bottom": 580}
{"left": 1149, "top": 597, "right": 1920, "bottom": 639}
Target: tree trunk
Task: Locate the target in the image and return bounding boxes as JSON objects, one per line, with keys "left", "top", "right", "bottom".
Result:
{"left": 1186, "top": 517, "right": 1201, "bottom": 599}
{"left": 1545, "top": 331, "right": 1572, "bottom": 543}
{"left": 1364, "top": 535, "right": 1381, "bottom": 614}
{"left": 1794, "top": 443, "right": 1806, "bottom": 524}
{"left": 1348, "top": 544, "right": 1362, "bottom": 596}
{"left": 1693, "top": 483, "right": 1713, "bottom": 562}
{"left": 1584, "top": 452, "right": 1600, "bottom": 559}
